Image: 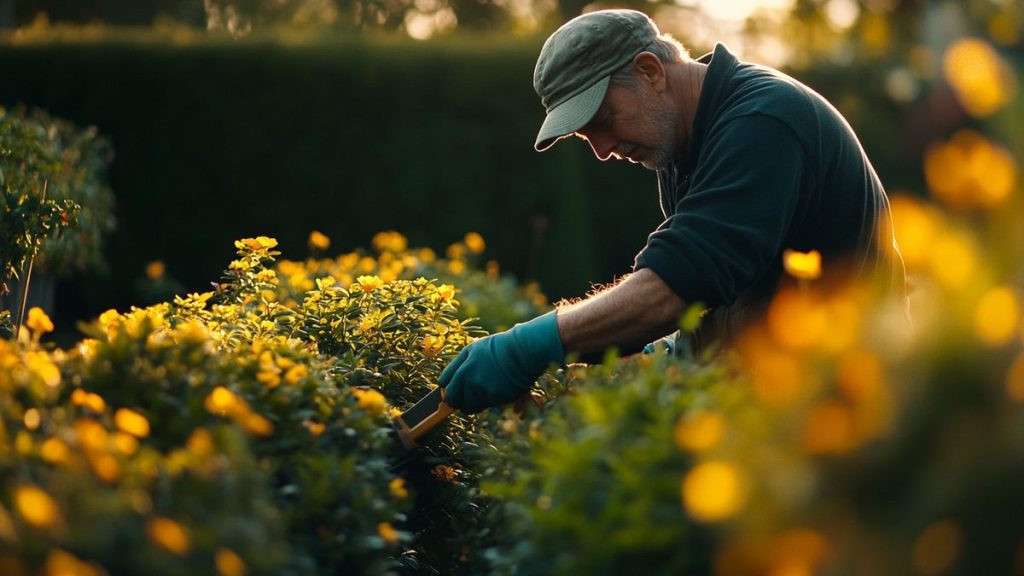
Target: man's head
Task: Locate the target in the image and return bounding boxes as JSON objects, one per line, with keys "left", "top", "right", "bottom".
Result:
{"left": 532, "top": 9, "right": 689, "bottom": 164}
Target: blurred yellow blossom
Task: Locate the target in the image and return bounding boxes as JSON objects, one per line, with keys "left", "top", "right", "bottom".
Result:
{"left": 913, "top": 520, "right": 962, "bottom": 576}
{"left": 674, "top": 412, "right": 725, "bottom": 453}
{"left": 71, "top": 389, "right": 106, "bottom": 413}
{"left": 216, "top": 548, "right": 248, "bottom": 576}
{"left": 974, "top": 286, "right": 1019, "bottom": 346}
{"left": 943, "top": 38, "right": 1015, "bottom": 118}
{"left": 308, "top": 230, "right": 331, "bottom": 251}
{"left": 25, "top": 351, "right": 60, "bottom": 387}
{"left": 14, "top": 485, "right": 60, "bottom": 529}
{"left": 885, "top": 195, "right": 940, "bottom": 268}
{"left": 681, "top": 461, "right": 747, "bottom": 522}
{"left": 242, "top": 413, "right": 274, "bottom": 436}
{"left": 74, "top": 418, "right": 108, "bottom": 452}
{"left": 205, "top": 386, "right": 240, "bottom": 414}
{"left": 389, "top": 478, "right": 408, "bottom": 499}
{"left": 782, "top": 249, "right": 821, "bottom": 281}
{"left": 372, "top": 231, "right": 408, "bottom": 253}
{"left": 802, "top": 400, "right": 858, "bottom": 454}
{"left": 146, "top": 260, "right": 166, "bottom": 280}
{"left": 22, "top": 408, "right": 40, "bottom": 430}
{"left": 187, "top": 428, "right": 215, "bottom": 456}
{"left": 378, "top": 522, "right": 399, "bottom": 544}
{"left": 924, "top": 130, "right": 1017, "bottom": 210}
{"left": 284, "top": 364, "right": 308, "bottom": 386}
{"left": 44, "top": 549, "right": 104, "bottom": 576}
{"left": 304, "top": 420, "right": 325, "bottom": 436}
{"left": 89, "top": 452, "right": 121, "bottom": 483}
{"left": 464, "top": 232, "right": 486, "bottom": 254}
{"left": 353, "top": 388, "right": 388, "bottom": 415}
{"left": 147, "top": 517, "right": 192, "bottom": 555}
{"left": 26, "top": 307, "right": 54, "bottom": 334}
{"left": 40, "top": 438, "right": 70, "bottom": 465}
{"left": 927, "top": 232, "right": 978, "bottom": 289}
{"left": 767, "top": 290, "right": 828, "bottom": 351}
{"left": 1006, "top": 353, "right": 1024, "bottom": 402}
{"left": 114, "top": 408, "right": 151, "bottom": 438}
{"left": 113, "top": 432, "right": 139, "bottom": 455}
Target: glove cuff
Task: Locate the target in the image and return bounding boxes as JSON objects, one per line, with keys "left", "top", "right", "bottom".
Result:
{"left": 514, "top": 310, "right": 565, "bottom": 367}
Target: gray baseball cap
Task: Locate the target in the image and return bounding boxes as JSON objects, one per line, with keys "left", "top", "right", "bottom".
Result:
{"left": 532, "top": 9, "right": 660, "bottom": 152}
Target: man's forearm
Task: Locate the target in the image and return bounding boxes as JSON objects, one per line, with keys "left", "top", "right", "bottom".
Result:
{"left": 555, "top": 268, "right": 687, "bottom": 358}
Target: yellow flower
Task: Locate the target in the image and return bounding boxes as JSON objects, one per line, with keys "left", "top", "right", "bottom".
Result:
{"left": 377, "top": 522, "right": 400, "bottom": 544}
{"left": 674, "top": 412, "right": 725, "bottom": 452}
{"left": 74, "top": 418, "right": 108, "bottom": 452}
{"left": 783, "top": 249, "right": 822, "bottom": 280}
{"left": 357, "top": 275, "right": 384, "bottom": 293}
{"left": 45, "top": 549, "right": 104, "bottom": 576}
{"left": 284, "top": 364, "right": 308, "bottom": 386}
{"left": 353, "top": 388, "right": 388, "bottom": 416}
{"left": 14, "top": 485, "right": 60, "bottom": 529}
{"left": 308, "top": 230, "right": 331, "bottom": 251}
{"left": 187, "top": 428, "right": 215, "bottom": 457}
{"left": 243, "top": 413, "right": 274, "bottom": 436}
{"left": 145, "top": 260, "right": 166, "bottom": 280}
{"left": 147, "top": 517, "right": 191, "bottom": 555}
{"left": 89, "top": 452, "right": 121, "bottom": 483}
{"left": 25, "top": 351, "right": 60, "bottom": 387}
{"left": 26, "top": 307, "right": 54, "bottom": 334}
{"left": 436, "top": 284, "right": 456, "bottom": 302}
{"left": 71, "top": 389, "right": 107, "bottom": 413}
{"left": 205, "top": 386, "right": 239, "bottom": 414}
{"left": 23, "top": 408, "right": 40, "bottom": 430}
{"left": 114, "top": 408, "right": 151, "bottom": 438}
{"left": 432, "top": 465, "right": 457, "bottom": 483}
{"left": 681, "top": 461, "right": 747, "bottom": 522}
{"left": 113, "top": 432, "right": 139, "bottom": 455}
{"left": 372, "top": 231, "right": 408, "bottom": 253}
{"left": 215, "top": 548, "right": 248, "bottom": 576}
{"left": 389, "top": 478, "right": 409, "bottom": 499}
{"left": 446, "top": 243, "right": 465, "bottom": 260}
{"left": 236, "top": 236, "right": 278, "bottom": 251}
{"left": 40, "top": 438, "right": 71, "bottom": 464}
{"left": 448, "top": 260, "right": 466, "bottom": 275}
{"left": 464, "top": 232, "right": 486, "bottom": 254}
{"left": 304, "top": 420, "right": 326, "bottom": 436}
{"left": 421, "top": 335, "right": 444, "bottom": 357}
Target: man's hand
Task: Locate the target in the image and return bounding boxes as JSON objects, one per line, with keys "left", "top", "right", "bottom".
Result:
{"left": 439, "top": 311, "right": 564, "bottom": 414}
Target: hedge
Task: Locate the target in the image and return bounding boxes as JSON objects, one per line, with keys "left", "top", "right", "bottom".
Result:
{"left": 0, "top": 33, "right": 662, "bottom": 332}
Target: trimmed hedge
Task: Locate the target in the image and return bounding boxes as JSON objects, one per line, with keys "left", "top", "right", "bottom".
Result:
{"left": 0, "top": 34, "right": 662, "bottom": 332}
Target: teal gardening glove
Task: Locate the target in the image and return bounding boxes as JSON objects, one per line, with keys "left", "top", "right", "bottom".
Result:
{"left": 439, "top": 311, "right": 565, "bottom": 414}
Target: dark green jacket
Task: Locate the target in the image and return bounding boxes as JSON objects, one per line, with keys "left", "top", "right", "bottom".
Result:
{"left": 633, "top": 43, "right": 906, "bottom": 350}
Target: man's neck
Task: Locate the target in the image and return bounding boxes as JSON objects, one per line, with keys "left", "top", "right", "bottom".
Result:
{"left": 667, "top": 59, "right": 708, "bottom": 164}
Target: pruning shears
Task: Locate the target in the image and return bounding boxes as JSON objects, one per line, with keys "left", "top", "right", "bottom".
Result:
{"left": 391, "top": 387, "right": 457, "bottom": 450}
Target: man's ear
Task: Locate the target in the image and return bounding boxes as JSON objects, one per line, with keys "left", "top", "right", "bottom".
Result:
{"left": 632, "top": 52, "right": 667, "bottom": 91}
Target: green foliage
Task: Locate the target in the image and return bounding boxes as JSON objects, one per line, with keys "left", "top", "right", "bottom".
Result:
{"left": 0, "top": 107, "right": 114, "bottom": 282}
{"left": 0, "top": 108, "right": 80, "bottom": 288}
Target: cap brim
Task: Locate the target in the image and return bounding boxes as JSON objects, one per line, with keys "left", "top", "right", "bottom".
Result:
{"left": 534, "top": 76, "right": 610, "bottom": 152}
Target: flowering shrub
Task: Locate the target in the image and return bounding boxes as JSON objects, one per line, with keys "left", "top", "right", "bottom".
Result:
{"left": 276, "top": 230, "right": 550, "bottom": 334}
{"left": 0, "top": 234, "right": 495, "bottom": 574}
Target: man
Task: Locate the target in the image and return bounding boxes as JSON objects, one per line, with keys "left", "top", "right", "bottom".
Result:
{"left": 440, "top": 9, "right": 906, "bottom": 413}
